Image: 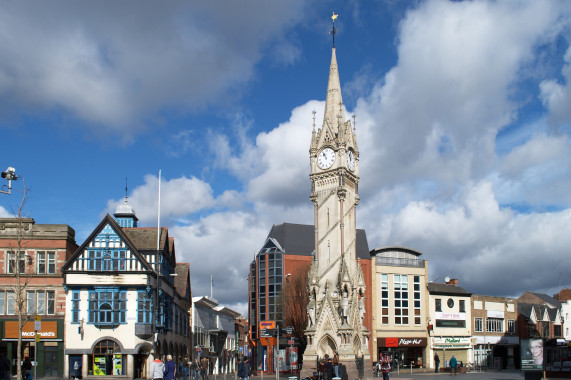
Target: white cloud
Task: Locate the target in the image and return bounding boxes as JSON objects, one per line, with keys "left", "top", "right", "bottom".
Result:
{"left": 0, "top": 1, "right": 308, "bottom": 138}
{"left": 106, "top": 174, "right": 216, "bottom": 224}
{"left": 540, "top": 46, "right": 571, "bottom": 127}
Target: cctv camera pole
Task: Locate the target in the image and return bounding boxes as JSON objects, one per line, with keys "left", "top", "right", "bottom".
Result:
{"left": 1, "top": 167, "right": 18, "bottom": 195}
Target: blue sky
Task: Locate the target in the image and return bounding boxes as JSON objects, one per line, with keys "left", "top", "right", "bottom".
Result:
{"left": 1, "top": 1, "right": 571, "bottom": 314}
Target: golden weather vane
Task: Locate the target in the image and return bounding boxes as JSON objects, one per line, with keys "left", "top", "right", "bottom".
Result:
{"left": 330, "top": 12, "right": 338, "bottom": 48}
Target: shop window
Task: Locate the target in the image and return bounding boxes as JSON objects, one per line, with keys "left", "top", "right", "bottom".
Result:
{"left": 90, "top": 340, "right": 125, "bottom": 376}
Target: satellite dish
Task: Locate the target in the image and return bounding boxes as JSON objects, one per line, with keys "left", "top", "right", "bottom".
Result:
{"left": 444, "top": 276, "right": 450, "bottom": 283}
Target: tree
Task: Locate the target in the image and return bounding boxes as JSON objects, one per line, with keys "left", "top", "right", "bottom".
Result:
{"left": 279, "top": 262, "right": 310, "bottom": 357}
{"left": 3, "top": 181, "right": 35, "bottom": 380}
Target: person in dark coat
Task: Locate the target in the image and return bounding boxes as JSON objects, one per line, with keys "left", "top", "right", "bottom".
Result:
{"left": 164, "top": 355, "right": 176, "bottom": 380}
{"left": 434, "top": 353, "right": 440, "bottom": 373}
{"left": 237, "top": 358, "right": 249, "bottom": 380}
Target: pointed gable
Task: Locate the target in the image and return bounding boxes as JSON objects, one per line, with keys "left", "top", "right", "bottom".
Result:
{"left": 63, "top": 214, "right": 153, "bottom": 273}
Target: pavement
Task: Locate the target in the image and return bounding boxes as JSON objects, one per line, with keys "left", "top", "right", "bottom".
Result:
{"left": 241, "top": 370, "right": 533, "bottom": 380}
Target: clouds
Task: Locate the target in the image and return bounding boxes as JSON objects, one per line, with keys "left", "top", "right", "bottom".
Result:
{"left": 4, "top": 0, "right": 571, "bottom": 314}
{"left": 0, "top": 1, "right": 307, "bottom": 138}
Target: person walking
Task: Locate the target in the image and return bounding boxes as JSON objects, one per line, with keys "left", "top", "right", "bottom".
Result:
{"left": 164, "top": 355, "right": 176, "bottom": 380}
{"left": 237, "top": 358, "right": 249, "bottom": 380}
{"left": 434, "top": 353, "right": 440, "bottom": 373}
{"left": 192, "top": 359, "right": 200, "bottom": 380}
{"left": 151, "top": 356, "right": 165, "bottom": 380}
{"left": 449, "top": 355, "right": 457, "bottom": 376}
{"left": 200, "top": 357, "right": 209, "bottom": 380}
{"left": 333, "top": 352, "right": 339, "bottom": 378}
{"left": 380, "top": 353, "right": 391, "bottom": 380}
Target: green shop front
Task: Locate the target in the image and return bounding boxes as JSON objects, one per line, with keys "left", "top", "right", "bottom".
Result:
{"left": 1, "top": 319, "right": 64, "bottom": 377}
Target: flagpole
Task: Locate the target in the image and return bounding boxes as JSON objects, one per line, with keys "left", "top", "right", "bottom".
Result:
{"left": 157, "top": 169, "right": 161, "bottom": 251}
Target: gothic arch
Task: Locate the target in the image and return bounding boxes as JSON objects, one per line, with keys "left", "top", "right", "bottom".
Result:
{"left": 317, "top": 334, "right": 337, "bottom": 358}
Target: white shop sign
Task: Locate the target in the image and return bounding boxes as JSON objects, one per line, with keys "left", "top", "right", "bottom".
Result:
{"left": 435, "top": 312, "right": 466, "bottom": 320}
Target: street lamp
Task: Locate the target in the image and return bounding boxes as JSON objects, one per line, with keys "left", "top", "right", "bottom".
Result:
{"left": 1, "top": 167, "right": 18, "bottom": 195}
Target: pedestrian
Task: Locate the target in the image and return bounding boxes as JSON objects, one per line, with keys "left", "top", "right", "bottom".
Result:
{"left": 200, "top": 357, "right": 209, "bottom": 380}
{"left": 325, "top": 355, "right": 333, "bottom": 380}
{"left": 333, "top": 352, "right": 339, "bottom": 378}
{"left": 22, "top": 356, "right": 32, "bottom": 380}
{"left": 151, "top": 356, "right": 165, "bottom": 380}
{"left": 72, "top": 358, "right": 82, "bottom": 380}
{"left": 449, "top": 355, "right": 457, "bottom": 376}
{"left": 192, "top": 359, "right": 200, "bottom": 380}
{"left": 182, "top": 356, "right": 190, "bottom": 380}
{"left": 380, "top": 353, "right": 391, "bottom": 380}
{"left": 238, "top": 358, "right": 249, "bottom": 380}
{"left": 434, "top": 353, "right": 440, "bottom": 373}
{"left": 164, "top": 355, "right": 176, "bottom": 380}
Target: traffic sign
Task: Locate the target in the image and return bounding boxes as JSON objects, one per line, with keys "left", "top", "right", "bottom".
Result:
{"left": 34, "top": 316, "right": 41, "bottom": 331}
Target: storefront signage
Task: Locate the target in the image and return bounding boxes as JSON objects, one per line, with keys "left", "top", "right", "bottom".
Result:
{"left": 474, "top": 336, "right": 519, "bottom": 345}
{"left": 435, "top": 312, "right": 466, "bottom": 320}
{"left": 5, "top": 321, "right": 58, "bottom": 339}
{"left": 487, "top": 310, "right": 504, "bottom": 319}
{"left": 433, "top": 337, "right": 471, "bottom": 348}
{"left": 379, "top": 338, "right": 427, "bottom": 347}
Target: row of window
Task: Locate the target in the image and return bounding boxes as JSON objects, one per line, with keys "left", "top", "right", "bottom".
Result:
{"left": 435, "top": 298, "right": 466, "bottom": 312}
{"left": 4, "top": 251, "right": 57, "bottom": 274}
{"left": 474, "top": 317, "right": 516, "bottom": 333}
{"left": 70, "top": 289, "right": 189, "bottom": 335}
{"left": 379, "top": 274, "right": 422, "bottom": 326}
{"left": 0, "top": 289, "right": 56, "bottom": 315}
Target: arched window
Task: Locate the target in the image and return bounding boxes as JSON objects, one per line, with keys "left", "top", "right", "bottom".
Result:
{"left": 90, "top": 340, "right": 125, "bottom": 376}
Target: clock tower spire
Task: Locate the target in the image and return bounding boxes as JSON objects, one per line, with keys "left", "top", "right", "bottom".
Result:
{"left": 303, "top": 13, "right": 369, "bottom": 380}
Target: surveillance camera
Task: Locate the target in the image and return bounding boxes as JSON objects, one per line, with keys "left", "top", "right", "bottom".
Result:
{"left": 1, "top": 167, "right": 17, "bottom": 181}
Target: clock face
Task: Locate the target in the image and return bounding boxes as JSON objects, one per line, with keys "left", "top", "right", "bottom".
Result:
{"left": 347, "top": 150, "right": 355, "bottom": 171}
{"left": 317, "top": 148, "right": 335, "bottom": 169}
{"left": 447, "top": 298, "right": 454, "bottom": 308}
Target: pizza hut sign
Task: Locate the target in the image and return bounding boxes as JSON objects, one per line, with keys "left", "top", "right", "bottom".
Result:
{"left": 399, "top": 339, "right": 424, "bottom": 346}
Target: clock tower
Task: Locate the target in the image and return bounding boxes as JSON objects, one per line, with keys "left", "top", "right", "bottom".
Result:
{"left": 302, "top": 14, "right": 370, "bottom": 379}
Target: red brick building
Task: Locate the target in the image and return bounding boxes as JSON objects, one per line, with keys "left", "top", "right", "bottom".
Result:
{"left": 0, "top": 217, "right": 78, "bottom": 377}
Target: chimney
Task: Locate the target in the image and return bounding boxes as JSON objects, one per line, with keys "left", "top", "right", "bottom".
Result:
{"left": 446, "top": 278, "right": 458, "bottom": 286}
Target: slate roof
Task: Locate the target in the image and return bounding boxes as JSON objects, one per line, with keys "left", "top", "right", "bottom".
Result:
{"left": 266, "top": 222, "right": 370, "bottom": 259}
{"left": 531, "top": 292, "right": 562, "bottom": 308}
{"left": 174, "top": 263, "right": 190, "bottom": 299}
{"left": 427, "top": 282, "right": 472, "bottom": 296}
{"left": 123, "top": 227, "right": 168, "bottom": 251}
{"left": 518, "top": 303, "right": 534, "bottom": 319}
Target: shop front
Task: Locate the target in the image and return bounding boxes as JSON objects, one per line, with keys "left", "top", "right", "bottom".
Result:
{"left": 432, "top": 337, "right": 471, "bottom": 368}
{"left": 473, "top": 336, "right": 519, "bottom": 369}
{"left": 377, "top": 337, "right": 427, "bottom": 368}
{"left": 2, "top": 319, "right": 64, "bottom": 378}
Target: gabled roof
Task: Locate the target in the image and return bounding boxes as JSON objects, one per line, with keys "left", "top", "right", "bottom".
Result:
{"left": 531, "top": 292, "right": 562, "bottom": 308}
{"left": 266, "top": 222, "right": 370, "bottom": 259}
{"left": 174, "top": 263, "right": 191, "bottom": 300}
{"left": 427, "top": 282, "right": 471, "bottom": 296}
{"left": 62, "top": 214, "right": 153, "bottom": 272}
{"left": 122, "top": 227, "right": 168, "bottom": 252}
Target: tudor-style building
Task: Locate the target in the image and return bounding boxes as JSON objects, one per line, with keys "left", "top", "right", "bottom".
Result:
{"left": 62, "top": 198, "right": 191, "bottom": 379}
